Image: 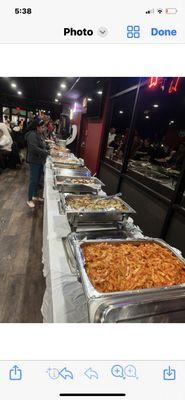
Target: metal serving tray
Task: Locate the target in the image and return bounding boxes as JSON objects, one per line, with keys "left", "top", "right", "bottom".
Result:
{"left": 52, "top": 157, "right": 84, "bottom": 168}
{"left": 51, "top": 154, "right": 75, "bottom": 161}
{"left": 59, "top": 193, "right": 136, "bottom": 229}
{"left": 53, "top": 166, "right": 91, "bottom": 177}
{"left": 51, "top": 150, "right": 73, "bottom": 157}
{"left": 54, "top": 176, "right": 105, "bottom": 194}
{"left": 70, "top": 237, "right": 185, "bottom": 322}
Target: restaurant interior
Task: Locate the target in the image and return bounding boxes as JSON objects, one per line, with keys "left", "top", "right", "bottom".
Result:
{"left": 0, "top": 76, "right": 185, "bottom": 323}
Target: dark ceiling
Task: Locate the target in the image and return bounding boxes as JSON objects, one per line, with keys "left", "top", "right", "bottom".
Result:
{"left": 0, "top": 77, "right": 108, "bottom": 107}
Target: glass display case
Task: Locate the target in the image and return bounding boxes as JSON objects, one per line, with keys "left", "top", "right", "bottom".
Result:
{"left": 127, "top": 78, "right": 185, "bottom": 192}
{"left": 103, "top": 77, "right": 185, "bottom": 192}
{"left": 104, "top": 88, "right": 137, "bottom": 170}
{"left": 99, "top": 77, "right": 185, "bottom": 255}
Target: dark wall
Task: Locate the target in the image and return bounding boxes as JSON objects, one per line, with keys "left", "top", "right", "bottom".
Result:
{"left": 120, "top": 177, "right": 168, "bottom": 237}
{"left": 98, "top": 162, "right": 185, "bottom": 256}
{"left": 98, "top": 163, "right": 120, "bottom": 195}
{"left": 165, "top": 210, "right": 185, "bottom": 257}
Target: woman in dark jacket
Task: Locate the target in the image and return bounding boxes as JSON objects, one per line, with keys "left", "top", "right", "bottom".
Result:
{"left": 25, "top": 120, "right": 49, "bottom": 208}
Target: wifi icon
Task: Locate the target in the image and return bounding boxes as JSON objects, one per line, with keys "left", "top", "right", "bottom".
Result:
{"left": 157, "top": 8, "right": 163, "bottom": 14}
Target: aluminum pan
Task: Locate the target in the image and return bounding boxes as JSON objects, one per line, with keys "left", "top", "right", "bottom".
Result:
{"left": 58, "top": 184, "right": 99, "bottom": 194}
{"left": 53, "top": 167, "right": 91, "bottom": 177}
{"left": 54, "top": 176, "right": 104, "bottom": 194}
{"left": 60, "top": 193, "right": 136, "bottom": 216}
{"left": 55, "top": 176, "right": 104, "bottom": 187}
{"left": 94, "top": 296, "right": 185, "bottom": 322}
{"left": 72, "top": 237, "right": 185, "bottom": 303}
{"left": 52, "top": 157, "right": 84, "bottom": 168}
{"left": 68, "top": 230, "right": 129, "bottom": 243}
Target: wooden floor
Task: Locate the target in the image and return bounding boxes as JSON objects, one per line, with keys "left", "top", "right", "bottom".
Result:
{"left": 0, "top": 165, "right": 45, "bottom": 322}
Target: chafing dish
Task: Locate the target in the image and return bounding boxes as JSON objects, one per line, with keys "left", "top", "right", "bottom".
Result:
{"left": 129, "top": 161, "right": 174, "bottom": 182}
{"left": 59, "top": 193, "right": 136, "bottom": 230}
{"left": 50, "top": 145, "right": 70, "bottom": 153}
{"left": 54, "top": 176, "right": 105, "bottom": 194}
{"left": 68, "top": 236, "right": 185, "bottom": 322}
{"left": 52, "top": 166, "right": 91, "bottom": 177}
{"left": 52, "top": 156, "right": 84, "bottom": 168}
{"left": 51, "top": 152, "right": 74, "bottom": 159}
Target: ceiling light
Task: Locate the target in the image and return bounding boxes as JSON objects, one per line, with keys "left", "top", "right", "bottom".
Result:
{"left": 55, "top": 99, "right": 59, "bottom": 103}
{"left": 60, "top": 83, "right": 66, "bottom": 89}
{"left": 11, "top": 82, "right": 17, "bottom": 88}
{"left": 57, "top": 92, "right": 62, "bottom": 97}
{"left": 145, "top": 115, "right": 150, "bottom": 119}
{"left": 87, "top": 98, "right": 93, "bottom": 102}
{"left": 153, "top": 104, "right": 159, "bottom": 108}
{"left": 17, "top": 91, "right": 22, "bottom": 95}
{"left": 97, "top": 91, "right": 103, "bottom": 95}
{"left": 119, "top": 110, "right": 124, "bottom": 114}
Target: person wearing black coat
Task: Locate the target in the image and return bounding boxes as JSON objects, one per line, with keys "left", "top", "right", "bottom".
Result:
{"left": 25, "top": 120, "right": 49, "bottom": 208}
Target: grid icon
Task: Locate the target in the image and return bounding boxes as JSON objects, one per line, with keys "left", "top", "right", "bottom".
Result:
{"left": 127, "top": 25, "right": 140, "bottom": 38}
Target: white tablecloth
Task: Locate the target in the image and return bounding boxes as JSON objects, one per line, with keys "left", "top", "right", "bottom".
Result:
{"left": 41, "top": 162, "right": 88, "bottom": 322}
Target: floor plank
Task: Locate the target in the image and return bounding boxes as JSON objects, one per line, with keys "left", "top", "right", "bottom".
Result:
{"left": 0, "top": 165, "right": 45, "bottom": 323}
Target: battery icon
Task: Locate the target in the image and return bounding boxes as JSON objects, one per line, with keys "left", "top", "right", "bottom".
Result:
{"left": 166, "top": 8, "right": 178, "bottom": 14}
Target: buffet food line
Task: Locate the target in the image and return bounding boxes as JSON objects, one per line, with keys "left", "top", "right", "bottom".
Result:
{"left": 41, "top": 144, "right": 185, "bottom": 323}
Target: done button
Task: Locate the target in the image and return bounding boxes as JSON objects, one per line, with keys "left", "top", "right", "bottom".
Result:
{"left": 151, "top": 27, "right": 177, "bottom": 37}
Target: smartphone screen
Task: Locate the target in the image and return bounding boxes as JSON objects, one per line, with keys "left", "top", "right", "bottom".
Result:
{"left": 0, "top": 1, "right": 185, "bottom": 399}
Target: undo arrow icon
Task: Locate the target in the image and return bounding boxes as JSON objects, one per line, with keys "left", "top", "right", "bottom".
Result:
{"left": 60, "top": 367, "right": 74, "bottom": 380}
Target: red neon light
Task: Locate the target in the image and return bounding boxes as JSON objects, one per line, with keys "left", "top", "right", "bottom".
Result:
{"left": 168, "top": 77, "right": 180, "bottom": 93}
{"left": 148, "top": 77, "right": 159, "bottom": 88}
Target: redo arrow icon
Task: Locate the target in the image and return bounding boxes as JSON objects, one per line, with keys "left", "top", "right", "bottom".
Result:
{"left": 84, "top": 368, "right": 99, "bottom": 379}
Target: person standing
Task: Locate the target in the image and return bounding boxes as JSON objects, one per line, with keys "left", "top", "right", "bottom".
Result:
{"left": 107, "top": 127, "right": 116, "bottom": 146}
{"left": 0, "top": 122, "right": 14, "bottom": 169}
{"left": 0, "top": 123, "right": 13, "bottom": 150}
{"left": 25, "top": 120, "right": 49, "bottom": 208}
{"left": 0, "top": 126, "right": 13, "bottom": 169}
{"left": 4, "top": 116, "right": 11, "bottom": 134}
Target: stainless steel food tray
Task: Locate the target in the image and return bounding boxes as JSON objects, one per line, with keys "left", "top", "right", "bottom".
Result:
{"left": 70, "top": 237, "right": 185, "bottom": 322}
{"left": 60, "top": 193, "right": 135, "bottom": 215}
{"left": 52, "top": 157, "right": 84, "bottom": 168}
{"left": 54, "top": 176, "right": 104, "bottom": 194}
{"left": 59, "top": 193, "right": 136, "bottom": 229}
{"left": 51, "top": 151, "right": 73, "bottom": 157}
{"left": 53, "top": 166, "right": 91, "bottom": 177}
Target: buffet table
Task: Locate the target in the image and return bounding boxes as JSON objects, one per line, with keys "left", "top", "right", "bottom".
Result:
{"left": 41, "top": 160, "right": 144, "bottom": 323}
{"left": 41, "top": 157, "right": 185, "bottom": 323}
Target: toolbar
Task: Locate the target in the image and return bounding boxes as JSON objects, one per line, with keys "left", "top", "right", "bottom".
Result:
{"left": 0, "top": 360, "right": 185, "bottom": 399}
{"left": 0, "top": 0, "right": 184, "bottom": 43}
